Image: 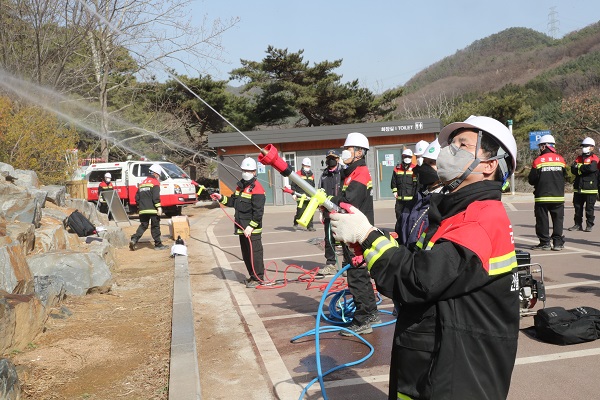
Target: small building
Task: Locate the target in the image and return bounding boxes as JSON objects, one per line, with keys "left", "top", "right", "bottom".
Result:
{"left": 207, "top": 118, "right": 442, "bottom": 205}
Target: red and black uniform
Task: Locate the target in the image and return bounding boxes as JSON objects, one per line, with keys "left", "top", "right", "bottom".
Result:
{"left": 570, "top": 152, "right": 599, "bottom": 229}
{"left": 131, "top": 176, "right": 163, "bottom": 246}
{"left": 391, "top": 162, "right": 417, "bottom": 219}
{"left": 291, "top": 169, "right": 315, "bottom": 229}
{"left": 98, "top": 180, "right": 114, "bottom": 215}
{"left": 528, "top": 147, "right": 566, "bottom": 246}
{"left": 361, "top": 181, "right": 519, "bottom": 400}
{"left": 331, "top": 158, "right": 377, "bottom": 327}
{"left": 220, "top": 177, "right": 266, "bottom": 281}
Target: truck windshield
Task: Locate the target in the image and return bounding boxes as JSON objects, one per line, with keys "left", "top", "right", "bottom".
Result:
{"left": 160, "top": 163, "right": 189, "bottom": 179}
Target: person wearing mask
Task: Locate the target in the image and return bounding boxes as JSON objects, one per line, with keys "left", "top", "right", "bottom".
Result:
{"left": 291, "top": 157, "right": 316, "bottom": 231}
{"left": 528, "top": 134, "right": 567, "bottom": 250}
{"left": 318, "top": 150, "right": 343, "bottom": 275}
{"left": 331, "top": 132, "right": 379, "bottom": 335}
{"left": 98, "top": 172, "right": 114, "bottom": 218}
{"left": 396, "top": 139, "right": 442, "bottom": 248}
{"left": 129, "top": 164, "right": 168, "bottom": 251}
{"left": 211, "top": 158, "right": 266, "bottom": 288}
{"left": 413, "top": 140, "right": 429, "bottom": 167}
{"left": 391, "top": 148, "right": 417, "bottom": 220}
{"left": 568, "top": 137, "right": 599, "bottom": 232}
{"left": 330, "top": 116, "right": 519, "bottom": 400}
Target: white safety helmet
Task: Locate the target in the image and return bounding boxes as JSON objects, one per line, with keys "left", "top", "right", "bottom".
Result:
{"left": 149, "top": 164, "right": 162, "bottom": 175}
{"left": 414, "top": 140, "right": 429, "bottom": 156}
{"left": 302, "top": 157, "right": 312, "bottom": 167}
{"left": 104, "top": 172, "right": 112, "bottom": 179}
{"left": 438, "top": 115, "right": 517, "bottom": 175}
{"left": 581, "top": 137, "right": 595, "bottom": 147}
{"left": 402, "top": 148, "right": 413, "bottom": 157}
{"left": 539, "top": 134, "right": 555, "bottom": 145}
{"left": 423, "top": 139, "right": 441, "bottom": 160}
{"left": 240, "top": 157, "right": 257, "bottom": 171}
{"left": 343, "top": 132, "right": 369, "bottom": 149}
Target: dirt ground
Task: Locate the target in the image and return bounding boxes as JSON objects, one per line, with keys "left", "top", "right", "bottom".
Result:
{"left": 9, "top": 214, "right": 182, "bottom": 400}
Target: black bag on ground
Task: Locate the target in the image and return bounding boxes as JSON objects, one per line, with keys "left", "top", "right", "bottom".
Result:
{"left": 534, "top": 306, "right": 600, "bottom": 345}
{"left": 66, "top": 210, "right": 97, "bottom": 237}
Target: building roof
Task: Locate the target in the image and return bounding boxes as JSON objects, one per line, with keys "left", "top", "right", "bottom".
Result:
{"left": 208, "top": 118, "right": 442, "bottom": 148}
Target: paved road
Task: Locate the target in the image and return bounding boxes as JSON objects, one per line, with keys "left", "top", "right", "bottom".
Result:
{"left": 190, "top": 193, "right": 600, "bottom": 400}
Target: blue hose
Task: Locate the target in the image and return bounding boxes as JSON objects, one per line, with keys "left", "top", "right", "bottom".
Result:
{"left": 290, "top": 264, "right": 396, "bottom": 400}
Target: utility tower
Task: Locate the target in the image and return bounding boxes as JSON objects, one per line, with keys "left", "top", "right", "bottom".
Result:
{"left": 547, "top": 7, "right": 560, "bottom": 39}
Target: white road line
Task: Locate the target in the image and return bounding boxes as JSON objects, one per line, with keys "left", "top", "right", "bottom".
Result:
{"left": 546, "top": 280, "right": 600, "bottom": 290}
{"left": 506, "top": 203, "right": 518, "bottom": 211}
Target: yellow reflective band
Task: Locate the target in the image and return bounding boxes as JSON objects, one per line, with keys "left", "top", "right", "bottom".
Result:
{"left": 342, "top": 184, "right": 348, "bottom": 191}
{"left": 365, "top": 236, "right": 398, "bottom": 271}
{"left": 489, "top": 251, "right": 517, "bottom": 276}
{"left": 535, "top": 196, "right": 565, "bottom": 202}
{"left": 536, "top": 161, "right": 566, "bottom": 168}
{"left": 398, "top": 196, "right": 414, "bottom": 201}
{"left": 241, "top": 192, "right": 252, "bottom": 199}
{"left": 367, "top": 181, "right": 373, "bottom": 189}
{"left": 578, "top": 189, "right": 598, "bottom": 194}
{"left": 220, "top": 196, "right": 228, "bottom": 204}
{"left": 415, "top": 232, "right": 427, "bottom": 249}
{"left": 236, "top": 228, "right": 262, "bottom": 234}
{"left": 398, "top": 393, "right": 413, "bottom": 400}
{"left": 392, "top": 188, "right": 398, "bottom": 193}
{"left": 249, "top": 221, "right": 258, "bottom": 227}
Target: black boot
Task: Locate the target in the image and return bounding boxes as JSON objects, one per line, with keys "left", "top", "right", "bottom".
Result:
{"left": 129, "top": 236, "right": 138, "bottom": 251}
{"left": 567, "top": 224, "right": 583, "bottom": 231}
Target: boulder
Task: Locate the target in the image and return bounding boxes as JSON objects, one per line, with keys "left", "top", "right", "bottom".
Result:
{"left": 0, "top": 358, "right": 21, "bottom": 400}
{"left": 26, "top": 252, "right": 112, "bottom": 296}
{"left": 42, "top": 185, "right": 66, "bottom": 207}
{"left": 14, "top": 169, "right": 40, "bottom": 189}
{"left": 0, "top": 240, "right": 34, "bottom": 295}
{"left": 5, "top": 222, "right": 36, "bottom": 256}
{"left": 33, "top": 275, "right": 66, "bottom": 309}
{"left": 0, "top": 292, "right": 45, "bottom": 354}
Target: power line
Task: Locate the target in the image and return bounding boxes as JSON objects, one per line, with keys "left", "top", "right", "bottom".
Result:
{"left": 547, "top": 6, "right": 560, "bottom": 39}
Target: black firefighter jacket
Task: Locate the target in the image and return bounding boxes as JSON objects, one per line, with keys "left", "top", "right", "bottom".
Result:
{"left": 220, "top": 177, "right": 266, "bottom": 235}
{"left": 331, "top": 158, "right": 374, "bottom": 224}
{"left": 528, "top": 147, "right": 566, "bottom": 203}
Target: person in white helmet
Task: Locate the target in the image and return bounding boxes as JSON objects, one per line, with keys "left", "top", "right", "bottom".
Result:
{"left": 568, "top": 137, "right": 599, "bottom": 232}
{"left": 391, "top": 148, "right": 417, "bottom": 220}
{"left": 330, "top": 116, "right": 519, "bottom": 399}
{"left": 98, "top": 172, "right": 115, "bottom": 218}
{"left": 211, "top": 157, "right": 266, "bottom": 288}
{"left": 129, "top": 164, "right": 167, "bottom": 251}
{"left": 331, "top": 131, "right": 379, "bottom": 336}
{"left": 395, "top": 139, "right": 443, "bottom": 248}
{"left": 414, "top": 139, "right": 429, "bottom": 166}
{"left": 528, "top": 134, "right": 567, "bottom": 250}
{"left": 291, "top": 157, "right": 316, "bottom": 231}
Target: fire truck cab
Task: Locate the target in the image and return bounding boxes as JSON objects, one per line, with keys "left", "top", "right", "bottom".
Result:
{"left": 85, "top": 161, "right": 197, "bottom": 216}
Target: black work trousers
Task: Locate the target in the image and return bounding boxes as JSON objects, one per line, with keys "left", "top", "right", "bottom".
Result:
{"left": 534, "top": 202, "right": 564, "bottom": 245}
{"left": 323, "top": 218, "right": 337, "bottom": 265}
{"left": 293, "top": 199, "right": 313, "bottom": 229}
{"left": 343, "top": 245, "right": 377, "bottom": 326}
{"left": 394, "top": 200, "right": 410, "bottom": 221}
{"left": 239, "top": 234, "right": 264, "bottom": 281}
{"left": 573, "top": 192, "right": 596, "bottom": 227}
{"left": 132, "top": 214, "right": 162, "bottom": 245}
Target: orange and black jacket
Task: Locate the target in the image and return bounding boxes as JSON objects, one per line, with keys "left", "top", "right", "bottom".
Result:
{"left": 528, "top": 147, "right": 566, "bottom": 202}
{"left": 98, "top": 181, "right": 114, "bottom": 203}
{"left": 360, "top": 181, "right": 519, "bottom": 400}
{"left": 331, "top": 158, "right": 374, "bottom": 224}
{"left": 571, "top": 153, "right": 599, "bottom": 194}
{"left": 219, "top": 177, "right": 266, "bottom": 235}
{"left": 135, "top": 177, "right": 161, "bottom": 215}
{"left": 391, "top": 162, "right": 417, "bottom": 201}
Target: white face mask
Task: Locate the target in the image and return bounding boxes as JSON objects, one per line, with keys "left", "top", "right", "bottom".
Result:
{"left": 417, "top": 157, "right": 424, "bottom": 166}
{"left": 303, "top": 167, "right": 311, "bottom": 172}
{"left": 403, "top": 157, "right": 412, "bottom": 165}
{"left": 436, "top": 144, "right": 481, "bottom": 183}
{"left": 241, "top": 172, "right": 254, "bottom": 181}
{"left": 582, "top": 146, "right": 591, "bottom": 155}
{"left": 105, "top": 178, "right": 111, "bottom": 182}
{"left": 341, "top": 149, "right": 353, "bottom": 163}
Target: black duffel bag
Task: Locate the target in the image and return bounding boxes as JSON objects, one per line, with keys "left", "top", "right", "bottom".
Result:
{"left": 534, "top": 306, "right": 600, "bottom": 345}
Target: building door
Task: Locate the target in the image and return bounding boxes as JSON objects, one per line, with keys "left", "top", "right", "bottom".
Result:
{"left": 377, "top": 148, "right": 402, "bottom": 199}
{"left": 255, "top": 161, "right": 274, "bottom": 204}
{"left": 282, "top": 152, "right": 296, "bottom": 205}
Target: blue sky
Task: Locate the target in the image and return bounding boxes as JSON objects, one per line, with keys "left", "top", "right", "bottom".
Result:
{"left": 190, "top": 1, "right": 600, "bottom": 93}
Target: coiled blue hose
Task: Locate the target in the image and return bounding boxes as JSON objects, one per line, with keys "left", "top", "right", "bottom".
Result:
{"left": 290, "top": 264, "right": 396, "bottom": 400}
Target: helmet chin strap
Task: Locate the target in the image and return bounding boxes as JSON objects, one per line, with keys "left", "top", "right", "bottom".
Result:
{"left": 443, "top": 130, "right": 483, "bottom": 193}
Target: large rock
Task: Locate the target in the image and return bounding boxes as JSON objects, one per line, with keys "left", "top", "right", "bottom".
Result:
{"left": 0, "top": 190, "right": 42, "bottom": 228}
{"left": 42, "top": 185, "right": 66, "bottom": 207}
{"left": 0, "top": 292, "right": 45, "bottom": 354}
{"left": 14, "top": 169, "right": 40, "bottom": 189}
{"left": 33, "top": 223, "right": 80, "bottom": 254}
{"left": 5, "top": 222, "right": 35, "bottom": 256}
{"left": 26, "top": 252, "right": 112, "bottom": 296}
{"left": 0, "top": 358, "right": 21, "bottom": 400}
{"left": 0, "top": 239, "right": 34, "bottom": 295}
{"left": 33, "top": 275, "right": 66, "bottom": 309}
{"left": 0, "top": 163, "right": 16, "bottom": 178}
